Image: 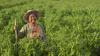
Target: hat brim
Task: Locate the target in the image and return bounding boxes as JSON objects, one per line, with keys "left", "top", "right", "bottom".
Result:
{"left": 23, "top": 10, "right": 40, "bottom": 23}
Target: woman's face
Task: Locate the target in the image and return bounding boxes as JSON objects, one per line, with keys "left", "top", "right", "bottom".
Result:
{"left": 28, "top": 14, "right": 36, "bottom": 23}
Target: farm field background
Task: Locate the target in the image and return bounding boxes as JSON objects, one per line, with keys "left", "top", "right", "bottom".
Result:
{"left": 0, "top": 0, "right": 100, "bottom": 56}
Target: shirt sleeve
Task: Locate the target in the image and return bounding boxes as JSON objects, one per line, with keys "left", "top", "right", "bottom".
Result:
{"left": 18, "top": 24, "right": 27, "bottom": 38}
{"left": 38, "top": 26, "right": 45, "bottom": 40}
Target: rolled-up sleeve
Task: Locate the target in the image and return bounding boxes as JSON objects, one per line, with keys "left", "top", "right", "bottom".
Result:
{"left": 18, "top": 25, "right": 27, "bottom": 38}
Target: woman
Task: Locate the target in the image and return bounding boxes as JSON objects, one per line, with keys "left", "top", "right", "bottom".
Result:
{"left": 14, "top": 10, "right": 45, "bottom": 40}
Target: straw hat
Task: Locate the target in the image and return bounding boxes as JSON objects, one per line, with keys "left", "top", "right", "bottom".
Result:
{"left": 23, "top": 10, "right": 40, "bottom": 23}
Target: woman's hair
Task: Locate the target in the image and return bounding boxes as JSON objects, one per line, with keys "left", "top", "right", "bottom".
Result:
{"left": 23, "top": 10, "right": 40, "bottom": 23}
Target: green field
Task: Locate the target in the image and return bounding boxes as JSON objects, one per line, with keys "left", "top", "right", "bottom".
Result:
{"left": 0, "top": 0, "right": 100, "bottom": 56}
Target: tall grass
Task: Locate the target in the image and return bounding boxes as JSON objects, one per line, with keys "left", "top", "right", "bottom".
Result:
{"left": 0, "top": 0, "right": 100, "bottom": 56}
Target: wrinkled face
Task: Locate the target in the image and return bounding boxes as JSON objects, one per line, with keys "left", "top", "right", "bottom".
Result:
{"left": 28, "top": 14, "right": 36, "bottom": 23}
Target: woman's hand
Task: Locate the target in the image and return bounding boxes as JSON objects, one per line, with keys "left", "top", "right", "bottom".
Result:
{"left": 32, "top": 32, "right": 39, "bottom": 37}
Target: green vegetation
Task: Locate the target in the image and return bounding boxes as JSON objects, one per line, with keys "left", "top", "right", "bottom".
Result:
{"left": 0, "top": 0, "right": 100, "bottom": 56}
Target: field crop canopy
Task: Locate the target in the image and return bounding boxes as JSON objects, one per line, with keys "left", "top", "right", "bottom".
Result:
{"left": 0, "top": 0, "right": 100, "bottom": 56}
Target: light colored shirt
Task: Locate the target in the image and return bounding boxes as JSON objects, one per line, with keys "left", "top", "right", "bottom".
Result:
{"left": 18, "top": 24, "right": 45, "bottom": 40}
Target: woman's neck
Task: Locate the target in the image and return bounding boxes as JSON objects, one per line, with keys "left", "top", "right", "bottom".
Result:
{"left": 28, "top": 22, "right": 37, "bottom": 27}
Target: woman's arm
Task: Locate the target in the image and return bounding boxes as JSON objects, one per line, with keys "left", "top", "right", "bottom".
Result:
{"left": 38, "top": 26, "right": 45, "bottom": 40}
{"left": 17, "top": 24, "right": 27, "bottom": 38}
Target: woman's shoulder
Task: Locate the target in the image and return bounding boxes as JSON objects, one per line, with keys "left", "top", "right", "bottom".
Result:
{"left": 22, "top": 24, "right": 29, "bottom": 29}
{"left": 22, "top": 24, "right": 28, "bottom": 27}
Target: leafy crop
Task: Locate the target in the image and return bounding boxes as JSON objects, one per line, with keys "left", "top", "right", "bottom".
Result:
{"left": 0, "top": 0, "right": 100, "bottom": 56}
